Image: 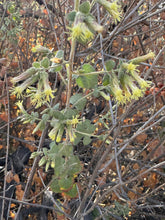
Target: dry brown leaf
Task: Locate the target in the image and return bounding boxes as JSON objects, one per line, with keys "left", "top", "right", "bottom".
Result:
{"left": 135, "top": 133, "right": 148, "bottom": 144}
{"left": 143, "top": 173, "right": 158, "bottom": 189}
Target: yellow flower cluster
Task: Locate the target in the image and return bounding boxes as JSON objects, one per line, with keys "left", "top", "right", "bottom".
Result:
{"left": 69, "top": 11, "right": 104, "bottom": 44}
{"left": 11, "top": 68, "right": 55, "bottom": 108}
{"left": 69, "top": 21, "right": 94, "bottom": 44}
{"left": 96, "top": 0, "right": 121, "bottom": 23}
{"left": 110, "top": 62, "right": 151, "bottom": 104}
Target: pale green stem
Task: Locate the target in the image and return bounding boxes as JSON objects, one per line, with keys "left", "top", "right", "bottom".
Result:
{"left": 73, "top": 70, "right": 109, "bottom": 76}
{"left": 58, "top": 71, "right": 67, "bottom": 86}
{"left": 75, "top": 130, "right": 100, "bottom": 138}
{"left": 66, "top": 39, "right": 76, "bottom": 108}
{"left": 74, "top": 0, "right": 80, "bottom": 11}
{"left": 91, "top": 0, "right": 96, "bottom": 8}
{"left": 66, "top": 0, "right": 80, "bottom": 108}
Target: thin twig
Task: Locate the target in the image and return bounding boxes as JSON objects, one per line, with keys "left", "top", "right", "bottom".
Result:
{"left": 1, "top": 72, "right": 10, "bottom": 220}
{"left": 83, "top": 161, "right": 165, "bottom": 217}
{"left": 43, "top": 0, "right": 60, "bottom": 50}
{"left": 144, "top": 45, "right": 165, "bottom": 79}
{"left": 15, "top": 126, "right": 49, "bottom": 219}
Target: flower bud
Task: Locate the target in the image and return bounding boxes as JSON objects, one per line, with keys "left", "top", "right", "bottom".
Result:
{"left": 85, "top": 15, "right": 104, "bottom": 33}
{"left": 11, "top": 67, "right": 38, "bottom": 84}
{"left": 48, "top": 122, "right": 61, "bottom": 141}
{"left": 56, "top": 124, "right": 65, "bottom": 143}
{"left": 32, "top": 45, "right": 51, "bottom": 53}
{"left": 67, "top": 124, "right": 76, "bottom": 143}
{"left": 130, "top": 52, "right": 155, "bottom": 64}
{"left": 110, "top": 74, "right": 124, "bottom": 104}
{"left": 39, "top": 156, "right": 47, "bottom": 167}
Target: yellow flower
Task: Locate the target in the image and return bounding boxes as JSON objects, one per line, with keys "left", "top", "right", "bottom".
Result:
{"left": 121, "top": 74, "right": 144, "bottom": 101}
{"left": 82, "top": 23, "right": 94, "bottom": 40}
{"left": 139, "top": 79, "right": 151, "bottom": 91}
{"left": 11, "top": 75, "right": 38, "bottom": 98}
{"left": 111, "top": 84, "right": 125, "bottom": 104}
{"left": 70, "top": 22, "right": 94, "bottom": 43}
{"left": 16, "top": 101, "right": 26, "bottom": 113}
{"left": 96, "top": 0, "right": 121, "bottom": 23}
{"left": 130, "top": 84, "right": 143, "bottom": 100}
{"left": 127, "top": 63, "right": 139, "bottom": 73}
{"left": 108, "top": 1, "right": 121, "bottom": 22}
{"left": 48, "top": 127, "right": 57, "bottom": 141}
{"left": 31, "top": 91, "right": 43, "bottom": 108}
{"left": 123, "top": 86, "right": 131, "bottom": 102}
{"left": 66, "top": 116, "right": 79, "bottom": 128}
{"left": 122, "top": 62, "right": 151, "bottom": 92}
{"left": 44, "top": 88, "right": 55, "bottom": 102}
{"left": 122, "top": 62, "right": 139, "bottom": 74}
{"left": 11, "top": 86, "right": 23, "bottom": 98}
{"left": 115, "top": 87, "right": 124, "bottom": 103}
{"left": 132, "top": 73, "right": 151, "bottom": 91}
{"left": 71, "top": 23, "right": 82, "bottom": 39}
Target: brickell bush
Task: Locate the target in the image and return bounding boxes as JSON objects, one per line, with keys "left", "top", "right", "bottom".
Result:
{"left": 0, "top": 0, "right": 164, "bottom": 219}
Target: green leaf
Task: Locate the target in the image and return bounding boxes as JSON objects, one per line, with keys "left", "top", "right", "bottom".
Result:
{"left": 52, "top": 111, "right": 64, "bottom": 120}
{"left": 66, "top": 155, "right": 82, "bottom": 175}
{"left": 66, "top": 11, "right": 77, "bottom": 22}
{"left": 73, "top": 133, "right": 83, "bottom": 145}
{"left": 41, "top": 57, "right": 50, "bottom": 68}
{"left": 32, "top": 62, "right": 40, "bottom": 68}
{"left": 42, "top": 113, "right": 50, "bottom": 122}
{"left": 58, "top": 176, "right": 73, "bottom": 190}
{"left": 43, "top": 148, "right": 48, "bottom": 155}
{"left": 49, "top": 142, "right": 61, "bottom": 155}
{"left": 83, "top": 136, "right": 91, "bottom": 145}
{"left": 55, "top": 50, "right": 64, "bottom": 59}
{"left": 76, "top": 64, "right": 97, "bottom": 89}
{"left": 77, "top": 119, "right": 95, "bottom": 133}
{"left": 58, "top": 144, "right": 73, "bottom": 157}
{"left": 70, "top": 93, "right": 87, "bottom": 111}
{"left": 93, "top": 88, "right": 100, "bottom": 97}
{"left": 51, "top": 63, "right": 62, "bottom": 72}
{"left": 64, "top": 109, "right": 77, "bottom": 119}
{"left": 79, "top": 1, "right": 91, "bottom": 14}
{"left": 64, "top": 184, "right": 78, "bottom": 198}
{"left": 50, "top": 178, "right": 62, "bottom": 193}
{"left": 103, "top": 73, "right": 110, "bottom": 86}
{"left": 105, "top": 59, "right": 115, "bottom": 71}
{"left": 54, "top": 157, "right": 65, "bottom": 176}
{"left": 74, "top": 119, "right": 95, "bottom": 145}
